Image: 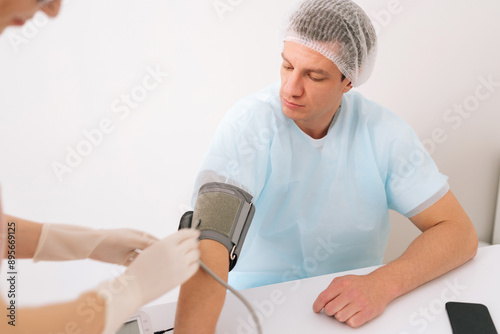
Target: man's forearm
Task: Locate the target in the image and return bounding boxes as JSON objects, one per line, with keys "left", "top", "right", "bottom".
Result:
{"left": 313, "top": 191, "right": 478, "bottom": 328}
{"left": 4, "top": 214, "right": 43, "bottom": 259}
{"left": 370, "top": 199, "right": 478, "bottom": 301}
{"left": 175, "top": 239, "right": 229, "bottom": 334}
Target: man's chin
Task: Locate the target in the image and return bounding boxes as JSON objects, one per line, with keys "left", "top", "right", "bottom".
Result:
{"left": 281, "top": 106, "right": 304, "bottom": 122}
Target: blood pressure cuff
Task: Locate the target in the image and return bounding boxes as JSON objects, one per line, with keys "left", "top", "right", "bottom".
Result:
{"left": 178, "top": 182, "right": 255, "bottom": 271}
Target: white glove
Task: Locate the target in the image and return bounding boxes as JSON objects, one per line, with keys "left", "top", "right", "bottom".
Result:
{"left": 33, "top": 224, "right": 159, "bottom": 266}
{"left": 97, "top": 228, "right": 200, "bottom": 334}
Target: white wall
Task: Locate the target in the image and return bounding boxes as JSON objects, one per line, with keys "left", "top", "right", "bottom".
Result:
{"left": 0, "top": 0, "right": 499, "bottom": 306}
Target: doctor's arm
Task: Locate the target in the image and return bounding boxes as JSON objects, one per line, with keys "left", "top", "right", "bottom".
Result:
{"left": 3, "top": 214, "right": 158, "bottom": 265}
{"left": 1, "top": 229, "right": 200, "bottom": 333}
{"left": 313, "top": 190, "right": 478, "bottom": 327}
{"left": 1, "top": 291, "right": 107, "bottom": 333}
{"left": 3, "top": 215, "right": 42, "bottom": 258}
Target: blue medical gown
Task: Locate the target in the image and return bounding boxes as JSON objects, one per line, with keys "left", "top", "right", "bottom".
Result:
{"left": 193, "top": 82, "right": 449, "bottom": 290}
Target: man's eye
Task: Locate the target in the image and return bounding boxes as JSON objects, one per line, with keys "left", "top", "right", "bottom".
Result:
{"left": 282, "top": 64, "right": 293, "bottom": 71}
{"left": 309, "top": 75, "right": 324, "bottom": 82}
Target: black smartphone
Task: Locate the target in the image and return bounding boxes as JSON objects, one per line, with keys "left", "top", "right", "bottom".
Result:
{"left": 446, "top": 302, "right": 497, "bottom": 334}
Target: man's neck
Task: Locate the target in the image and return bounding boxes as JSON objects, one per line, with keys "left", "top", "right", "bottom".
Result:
{"left": 295, "top": 122, "right": 330, "bottom": 139}
{"left": 294, "top": 106, "right": 341, "bottom": 139}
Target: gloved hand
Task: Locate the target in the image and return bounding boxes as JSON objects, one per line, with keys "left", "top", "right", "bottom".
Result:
{"left": 33, "top": 224, "right": 159, "bottom": 266}
{"left": 96, "top": 229, "right": 200, "bottom": 334}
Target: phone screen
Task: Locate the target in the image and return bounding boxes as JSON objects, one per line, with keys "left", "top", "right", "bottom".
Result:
{"left": 446, "top": 302, "right": 497, "bottom": 334}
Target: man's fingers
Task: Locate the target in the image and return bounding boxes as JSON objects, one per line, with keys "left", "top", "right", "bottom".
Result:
{"left": 333, "top": 302, "right": 360, "bottom": 323}
{"left": 322, "top": 293, "right": 350, "bottom": 316}
{"left": 345, "top": 310, "right": 367, "bottom": 328}
{"left": 312, "top": 279, "right": 342, "bottom": 313}
{"left": 313, "top": 275, "right": 389, "bottom": 328}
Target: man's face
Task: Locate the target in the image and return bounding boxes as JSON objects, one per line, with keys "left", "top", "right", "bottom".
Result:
{"left": 280, "top": 41, "right": 352, "bottom": 138}
{"left": 0, "top": 0, "right": 61, "bottom": 34}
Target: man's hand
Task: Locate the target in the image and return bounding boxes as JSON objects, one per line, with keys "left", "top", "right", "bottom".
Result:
{"left": 312, "top": 274, "right": 394, "bottom": 328}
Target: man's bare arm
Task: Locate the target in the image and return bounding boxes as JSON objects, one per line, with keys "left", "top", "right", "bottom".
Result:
{"left": 313, "top": 190, "right": 478, "bottom": 327}
{"left": 373, "top": 190, "right": 478, "bottom": 298}
{"left": 174, "top": 239, "right": 229, "bottom": 333}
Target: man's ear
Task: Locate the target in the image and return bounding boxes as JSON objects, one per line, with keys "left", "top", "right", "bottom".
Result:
{"left": 342, "top": 80, "right": 353, "bottom": 93}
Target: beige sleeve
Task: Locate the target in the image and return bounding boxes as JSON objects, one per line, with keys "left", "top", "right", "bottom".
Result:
{"left": 0, "top": 291, "right": 106, "bottom": 333}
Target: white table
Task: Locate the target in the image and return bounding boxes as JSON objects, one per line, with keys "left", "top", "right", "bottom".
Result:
{"left": 143, "top": 245, "right": 499, "bottom": 333}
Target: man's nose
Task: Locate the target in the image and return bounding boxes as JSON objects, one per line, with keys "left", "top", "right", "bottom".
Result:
{"left": 284, "top": 72, "right": 304, "bottom": 97}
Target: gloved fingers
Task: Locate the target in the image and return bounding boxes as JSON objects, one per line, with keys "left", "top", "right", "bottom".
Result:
{"left": 122, "top": 250, "right": 142, "bottom": 267}
{"left": 89, "top": 229, "right": 158, "bottom": 266}
{"left": 142, "top": 231, "right": 160, "bottom": 245}
{"left": 111, "top": 229, "right": 159, "bottom": 250}
{"left": 183, "top": 247, "right": 201, "bottom": 267}
{"left": 182, "top": 258, "right": 201, "bottom": 281}
{"left": 125, "top": 230, "right": 199, "bottom": 268}
{"left": 117, "top": 230, "right": 159, "bottom": 266}
{"left": 165, "top": 228, "right": 200, "bottom": 246}
{"left": 176, "top": 249, "right": 201, "bottom": 284}
{"left": 174, "top": 232, "right": 200, "bottom": 258}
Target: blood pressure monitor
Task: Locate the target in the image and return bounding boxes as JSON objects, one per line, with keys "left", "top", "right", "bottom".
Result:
{"left": 116, "top": 311, "right": 153, "bottom": 334}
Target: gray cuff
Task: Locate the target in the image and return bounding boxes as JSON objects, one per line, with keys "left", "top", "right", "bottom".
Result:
{"left": 405, "top": 183, "right": 450, "bottom": 218}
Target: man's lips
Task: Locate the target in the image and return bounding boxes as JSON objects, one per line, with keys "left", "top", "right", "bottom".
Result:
{"left": 282, "top": 98, "right": 305, "bottom": 109}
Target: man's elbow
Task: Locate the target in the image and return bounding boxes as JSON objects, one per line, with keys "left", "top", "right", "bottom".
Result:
{"left": 464, "top": 220, "right": 479, "bottom": 260}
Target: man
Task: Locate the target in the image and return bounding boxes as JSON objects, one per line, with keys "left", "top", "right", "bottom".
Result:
{"left": 175, "top": 0, "right": 478, "bottom": 331}
{"left": 0, "top": 1, "right": 200, "bottom": 333}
